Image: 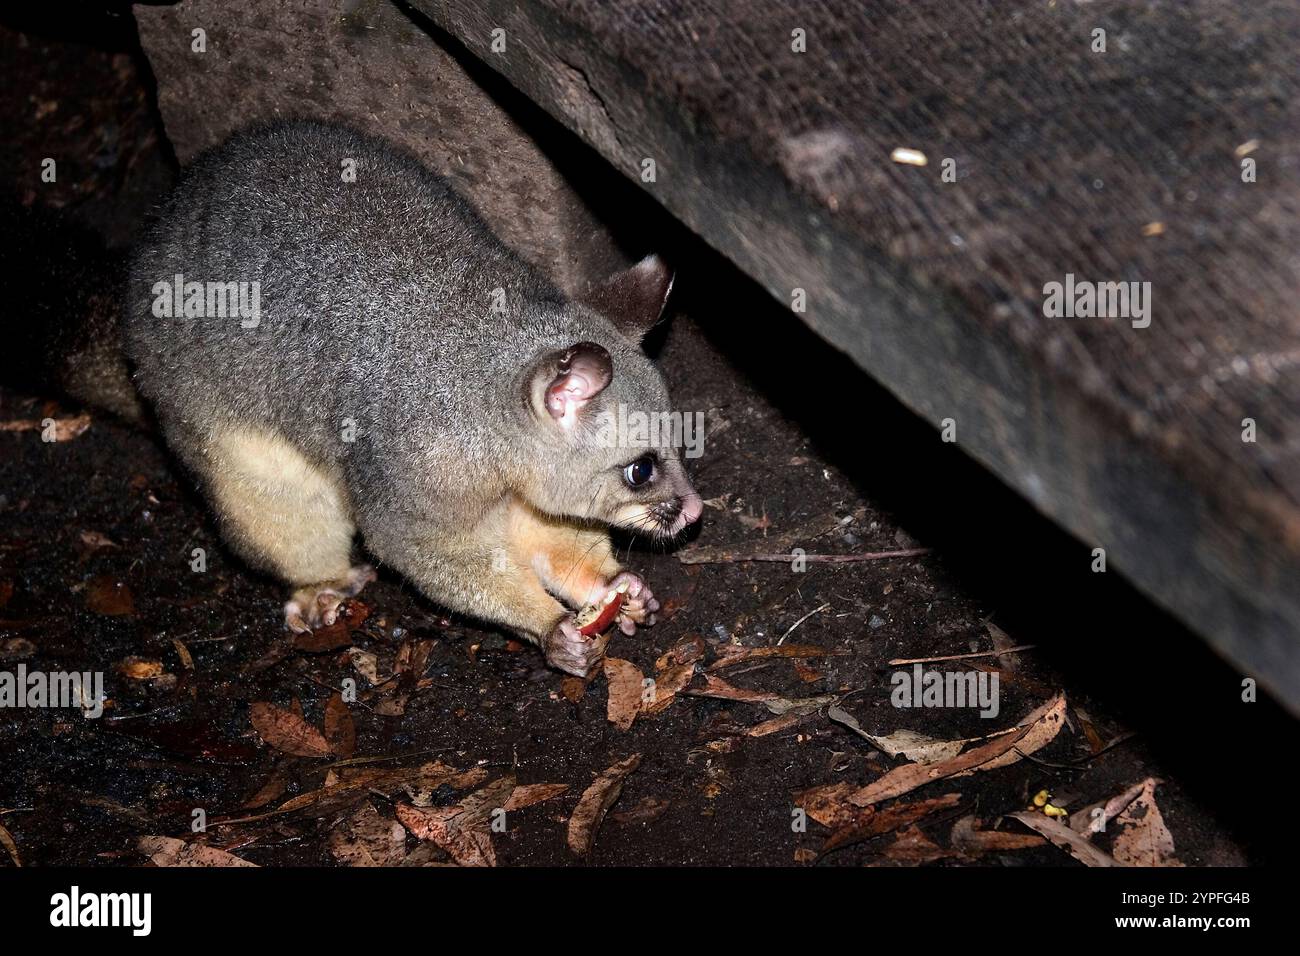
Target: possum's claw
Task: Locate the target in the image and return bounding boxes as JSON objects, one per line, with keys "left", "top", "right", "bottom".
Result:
{"left": 607, "top": 571, "right": 659, "bottom": 635}
{"left": 543, "top": 616, "right": 611, "bottom": 677}
{"left": 284, "top": 564, "right": 377, "bottom": 633}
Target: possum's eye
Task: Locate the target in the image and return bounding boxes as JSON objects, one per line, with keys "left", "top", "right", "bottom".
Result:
{"left": 622, "top": 454, "right": 656, "bottom": 488}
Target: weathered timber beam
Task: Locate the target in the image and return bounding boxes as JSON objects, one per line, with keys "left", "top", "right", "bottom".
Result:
{"left": 409, "top": 0, "right": 1300, "bottom": 709}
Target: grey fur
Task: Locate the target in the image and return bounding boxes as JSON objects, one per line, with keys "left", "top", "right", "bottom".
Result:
{"left": 124, "top": 121, "right": 699, "bottom": 653}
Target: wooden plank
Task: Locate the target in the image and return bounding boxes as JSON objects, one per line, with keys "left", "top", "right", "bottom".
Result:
{"left": 408, "top": 0, "right": 1300, "bottom": 708}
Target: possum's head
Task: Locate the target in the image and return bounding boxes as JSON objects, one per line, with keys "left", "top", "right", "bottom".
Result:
{"left": 519, "top": 256, "right": 703, "bottom": 539}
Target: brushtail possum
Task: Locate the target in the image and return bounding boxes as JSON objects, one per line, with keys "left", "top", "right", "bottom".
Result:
{"left": 123, "top": 121, "right": 702, "bottom": 676}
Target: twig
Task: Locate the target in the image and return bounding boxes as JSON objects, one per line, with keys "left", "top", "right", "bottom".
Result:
{"left": 680, "top": 547, "right": 930, "bottom": 565}
{"left": 1014, "top": 731, "right": 1136, "bottom": 770}
{"left": 327, "top": 747, "right": 451, "bottom": 770}
{"left": 673, "top": 507, "right": 867, "bottom": 564}
{"left": 888, "top": 645, "right": 1035, "bottom": 666}
{"left": 778, "top": 603, "right": 830, "bottom": 645}
{"left": 724, "top": 660, "right": 780, "bottom": 678}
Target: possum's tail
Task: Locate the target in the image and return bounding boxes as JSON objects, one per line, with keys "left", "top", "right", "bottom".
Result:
{"left": 0, "top": 200, "right": 146, "bottom": 424}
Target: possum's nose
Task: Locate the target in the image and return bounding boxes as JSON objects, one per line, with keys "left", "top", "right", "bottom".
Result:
{"left": 668, "top": 492, "right": 703, "bottom": 535}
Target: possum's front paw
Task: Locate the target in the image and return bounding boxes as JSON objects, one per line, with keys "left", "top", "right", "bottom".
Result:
{"left": 284, "top": 564, "right": 377, "bottom": 633}
{"left": 542, "top": 616, "right": 611, "bottom": 677}
{"left": 607, "top": 571, "right": 660, "bottom": 635}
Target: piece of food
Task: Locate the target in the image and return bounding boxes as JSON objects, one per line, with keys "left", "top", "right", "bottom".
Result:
{"left": 575, "top": 582, "right": 629, "bottom": 636}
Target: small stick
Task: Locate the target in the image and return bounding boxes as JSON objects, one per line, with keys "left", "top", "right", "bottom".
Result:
{"left": 680, "top": 547, "right": 930, "bottom": 565}
{"left": 888, "top": 644, "right": 1036, "bottom": 666}
{"left": 327, "top": 747, "right": 451, "bottom": 769}
{"left": 778, "top": 602, "right": 830, "bottom": 645}
{"left": 1016, "top": 731, "right": 1136, "bottom": 769}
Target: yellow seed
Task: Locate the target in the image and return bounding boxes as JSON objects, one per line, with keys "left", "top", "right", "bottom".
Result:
{"left": 1032, "top": 789, "right": 1050, "bottom": 808}
{"left": 1044, "top": 804, "right": 1068, "bottom": 818}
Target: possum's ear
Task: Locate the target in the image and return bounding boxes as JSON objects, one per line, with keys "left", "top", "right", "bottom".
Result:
{"left": 581, "top": 254, "right": 674, "bottom": 342}
{"left": 531, "top": 341, "right": 613, "bottom": 429}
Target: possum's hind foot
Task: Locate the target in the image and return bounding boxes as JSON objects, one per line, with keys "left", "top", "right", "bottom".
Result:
{"left": 284, "top": 564, "right": 377, "bottom": 633}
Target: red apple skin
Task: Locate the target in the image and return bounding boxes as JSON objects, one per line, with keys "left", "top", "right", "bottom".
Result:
{"left": 577, "top": 591, "right": 627, "bottom": 637}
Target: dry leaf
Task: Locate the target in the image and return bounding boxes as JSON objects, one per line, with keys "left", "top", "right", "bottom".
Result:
{"left": 793, "top": 660, "right": 824, "bottom": 683}
{"left": 331, "top": 761, "right": 486, "bottom": 799}
{"left": 950, "top": 815, "right": 1045, "bottom": 858}
{"left": 683, "top": 673, "right": 780, "bottom": 703}
{"left": 821, "top": 793, "right": 961, "bottom": 855}
{"left": 217, "top": 761, "right": 487, "bottom": 827}
{"left": 763, "top": 693, "right": 837, "bottom": 716}
{"left": 278, "top": 761, "right": 487, "bottom": 818}
{"left": 828, "top": 704, "right": 965, "bottom": 763}
{"left": 604, "top": 658, "right": 644, "bottom": 731}
{"left": 643, "top": 662, "right": 695, "bottom": 715}
{"left": 793, "top": 781, "right": 859, "bottom": 828}
{"left": 503, "top": 783, "right": 569, "bottom": 812}
{"left": 608, "top": 796, "right": 670, "bottom": 825}
{"left": 329, "top": 804, "right": 408, "bottom": 867}
{"left": 847, "top": 694, "right": 1067, "bottom": 806}
{"left": 242, "top": 769, "right": 290, "bottom": 809}
{"left": 85, "top": 575, "right": 135, "bottom": 616}
{"left": 984, "top": 620, "right": 1021, "bottom": 672}
{"left": 850, "top": 723, "right": 1026, "bottom": 806}
{"left": 560, "top": 675, "right": 589, "bottom": 702}
{"left": 0, "top": 822, "right": 20, "bottom": 867}
{"left": 567, "top": 754, "right": 642, "bottom": 855}
{"left": 954, "top": 694, "right": 1067, "bottom": 775}
{"left": 397, "top": 776, "right": 514, "bottom": 867}
{"left": 0, "top": 638, "right": 35, "bottom": 662}
{"left": 1071, "top": 778, "right": 1149, "bottom": 836}
{"left": 875, "top": 825, "right": 952, "bottom": 865}
{"left": 249, "top": 701, "right": 331, "bottom": 757}
{"left": 394, "top": 637, "right": 435, "bottom": 678}
{"left": 323, "top": 693, "right": 356, "bottom": 758}
{"left": 138, "top": 836, "right": 257, "bottom": 867}
{"left": 171, "top": 638, "right": 194, "bottom": 670}
{"left": 868, "top": 729, "right": 966, "bottom": 764}
{"left": 1010, "top": 812, "right": 1119, "bottom": 866}
{"left": 348, "top": 648, "right": 383, "bottom": 685}
{"left": 655, "top": 634, "right": 706, "bottom": 671}
{"left": 747, "top": 712, "right": 809, "bottom": 737}
{"left": 0, "top": 412, "right": 91, "bottom": 440}
{"left": 116, "top": 657, "right": 164, "bottom": 681}
{"left": 79, "top": 531, "right": 118, "bottom": 552}
{"left": 294, "top": 600, "right": 371, "bottom": 652}
{"left": 1111, "top": 778, "right": 1183, "bottom": 867}
{"left": 1078, "top": 710, "right": 1107, "bottom": 754}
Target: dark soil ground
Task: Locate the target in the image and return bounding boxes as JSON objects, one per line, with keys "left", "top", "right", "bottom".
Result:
{"left": 0, "top": 7, "right": 1290, "bottom": 868}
